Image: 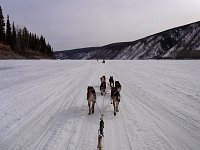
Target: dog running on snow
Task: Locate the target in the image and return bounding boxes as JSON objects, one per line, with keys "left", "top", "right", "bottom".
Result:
{"left": 87, "top": 86, "right": 96, "bottom": 115}
{"left": 100, "top": 76, "right": 106, "bottom": 95}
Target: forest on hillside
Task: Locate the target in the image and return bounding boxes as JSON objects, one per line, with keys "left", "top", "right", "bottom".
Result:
{"left": 0, "top": 5, "right": 54, "bottom": 59}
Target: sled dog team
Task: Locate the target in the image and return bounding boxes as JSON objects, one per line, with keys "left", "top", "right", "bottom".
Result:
{"left": 87, "top": 76, "right": 121, "bottom": 149}
{"left": 87, "top": 76, "right": 121, "bottom": 116}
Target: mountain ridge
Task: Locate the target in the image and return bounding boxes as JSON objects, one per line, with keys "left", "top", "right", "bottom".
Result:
{"left": 54, "top": 21, "right": 200, "bottom": 59}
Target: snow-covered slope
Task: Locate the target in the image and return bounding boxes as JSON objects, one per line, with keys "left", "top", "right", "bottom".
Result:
{"left": 54, "top": 21, "right": 200, "bottom": 59}
{"left": 0, "top": 60, "right": 200, "bottom": 150}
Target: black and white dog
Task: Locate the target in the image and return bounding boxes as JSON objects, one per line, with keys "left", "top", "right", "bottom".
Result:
{"left": 115, "top": 81, "right": 121, "bottom": 92}
{"left": 100, "top": 76, "right": 106, "bottom": 95}
{"left": 109, "top": 76, "right": 114, "bottom": 88}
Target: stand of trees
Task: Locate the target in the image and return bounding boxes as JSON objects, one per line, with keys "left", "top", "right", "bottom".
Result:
{"left": 176, "top": 49, "right": 200, "bottom": 59}
{"left": 0, "top": 5, "right": 53, "bottom": 58}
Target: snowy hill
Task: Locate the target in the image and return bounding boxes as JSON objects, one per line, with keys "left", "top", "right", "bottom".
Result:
{"left": 0, "top": 60, "right": 200, "bottom": 150}
{"left": 54, "top": 21, "right": 200, "bottom": 59}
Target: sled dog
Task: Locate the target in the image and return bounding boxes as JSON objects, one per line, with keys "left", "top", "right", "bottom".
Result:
{"left": 87, "top": 86, "right": 96, "bottom": 115}
{"left": 111, "top": 87, "right": 120, "bottom": 116}
{"left": 109, "top": 76, "right": 114, "bottom": 87}
{"left": 100, "top": 76, "right": 106, "bottom": 83}
{"left": 100, "top": 81, "right": 106, "bottom": 95}
{"left": 115, "top": 81, "right": 121, "bottom": 92}
{"left": 100, "top": 76, "right": 106, "bottom": 95}
{"left": 97, "top": 133, "right": 103, "bottom": 149}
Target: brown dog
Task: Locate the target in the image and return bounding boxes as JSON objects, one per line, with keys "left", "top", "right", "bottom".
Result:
{"left": 97, "top": 133, "right": 103, "bottom": 149}
{"left": 87, "top": 86, "right": 96, "bottom": 115}
{"left": 97, "top": 117, "right": 104, "bottom": 149}
{"left": 100, "top": 76, "right": 106, "bottom": 95}
{"left": 111, "top": 86, "right": 120, "bottom": 116}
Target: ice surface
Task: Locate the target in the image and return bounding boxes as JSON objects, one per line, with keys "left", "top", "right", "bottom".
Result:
{"left": 0, "top": 60, "right": 200, "bottom": 150}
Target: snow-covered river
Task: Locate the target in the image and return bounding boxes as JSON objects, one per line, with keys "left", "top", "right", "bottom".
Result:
{"left": 0, "top": 60, "right": 200, "bottom": 150}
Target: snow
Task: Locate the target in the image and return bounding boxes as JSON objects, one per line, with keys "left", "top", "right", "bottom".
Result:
{"left": 0, "top": 60, "right": 200, "bottom": 150}
{"left": 115, "top": 46, "right": 132, "bottom": 60}
{"left": 163, "top": 47, "right": 175, "bottom": 58}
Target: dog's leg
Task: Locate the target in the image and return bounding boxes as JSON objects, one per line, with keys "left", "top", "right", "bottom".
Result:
{"left": 88, "top": 109, "right": 91, "bottom": 115}
{"left": 88, "top": 102, "right": 90, "bottom": 115}
{"left": 90, "top": 100, "right": 93, "bottom": 114}
{"left": 88, "top": 101, "right": 92, "bottom": 115}
{"left": 99, "top": 135, "right": 102, "bottom": 150}
{"left": 92, "top": 101, "right": 95, "bottom": 114}
{"left": 114, "top": 111, "right": 116, "bottom": 116}
{"left": 113, "top": 101, "right": 116, "bottom": 116}
{"left": 100, "top": 89, "right": 103, "bottom": 95}
{"left": 116, "top": 101, "right": 119, "bottom": 112}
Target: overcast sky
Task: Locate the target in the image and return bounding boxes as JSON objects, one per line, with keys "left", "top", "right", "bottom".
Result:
{"left": 1, "top": 0, "right": 200, "bottom": 51}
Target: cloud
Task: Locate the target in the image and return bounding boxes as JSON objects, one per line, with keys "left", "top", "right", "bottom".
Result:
{"left": 1, "top": 0, "right": 200, "bottom": 51}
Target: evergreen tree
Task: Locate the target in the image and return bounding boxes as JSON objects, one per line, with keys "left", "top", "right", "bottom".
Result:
{"left": 0, "top": 5, "right": 53, "bottom": 58}
{"left": 34, "top": 34, "right": 37, "bottom": 51}
{"left": 11, "top": 22, "right": 17, "bottom": 50}
{"left": 34, "top": 34, "right": 40, "bottom": 51}
{"left": 28, "top": 32, "right": 33, "bottom": 50}
{"left": 0, "top": 5, "right": 5, "bottom": 42}
{"left": 16, "top": 27, "right": 22, "bottom": 50}
{"left": 39, "top": 35, "right": 46, "bottom": 53}
{"left": 22, "top": 27, "right": 29, "bottom": 50}
{"left": 6, "top": 15, "right": 12, "bottom": 45}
